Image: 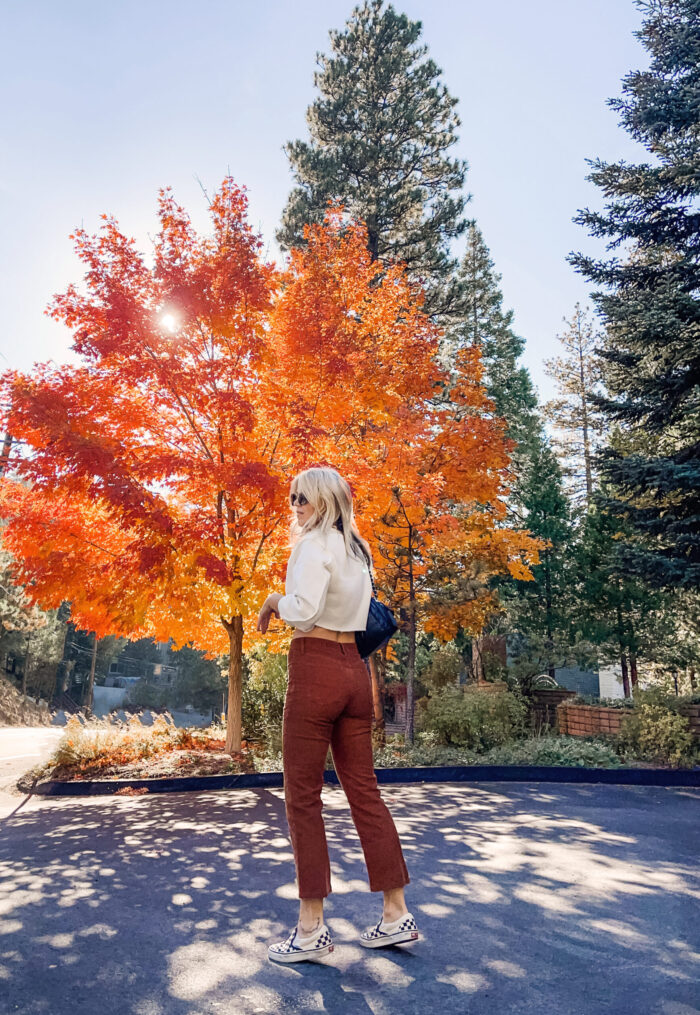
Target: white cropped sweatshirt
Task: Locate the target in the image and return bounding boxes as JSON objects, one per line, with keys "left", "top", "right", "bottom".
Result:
{"left": 276, "top": 526, "right": 372, "bottom": 633}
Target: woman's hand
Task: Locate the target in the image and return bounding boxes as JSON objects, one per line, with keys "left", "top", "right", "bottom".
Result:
{"left": 257, "top": 593, "right": 283, "bottom": 634}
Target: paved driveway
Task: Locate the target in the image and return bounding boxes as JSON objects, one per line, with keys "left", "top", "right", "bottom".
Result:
{"left": 0, "top": 725, "right": 63, "bottom": 818}
{"left": 1, "top": 780, "right": 698, "bottom": 1014}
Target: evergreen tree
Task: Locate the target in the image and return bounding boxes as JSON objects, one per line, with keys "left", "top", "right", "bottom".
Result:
{"left": 653, "top": 590, "right": 700, "bottom": 684}
{"left": 503, "top": 433, "right": 574, "bottom": 677}
{"left": 573, "top": 496, "right": 661, "bottom": 695}
{"left": 276, "top": 0, "right": 469, "bottom": 319}
{"left": 446, "top": 224, "right": 539, "bottom": 455}
{"left": 568, "top": 0, "right": 700, "bottom": 589}
{"left": 543, "top": 303, "right": 607, "bottom": 508}
{"left": 171, "top": 645, "right": 225, "bottom": 713}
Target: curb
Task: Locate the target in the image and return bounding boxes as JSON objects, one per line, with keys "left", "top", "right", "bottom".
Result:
{"left": 29, "top": 763, "right": 700, "bottom": 797}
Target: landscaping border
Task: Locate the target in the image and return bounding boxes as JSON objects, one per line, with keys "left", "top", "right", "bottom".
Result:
{"left": 29, "top": 763, "right": 700, "bottom": 796}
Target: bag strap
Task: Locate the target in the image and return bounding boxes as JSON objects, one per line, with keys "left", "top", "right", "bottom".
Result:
{"left": 360, "top": 542, "right": 377, "bottom": 596}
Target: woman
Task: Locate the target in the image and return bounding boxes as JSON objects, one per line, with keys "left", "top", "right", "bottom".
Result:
{"left": 257, "top": 466, "right": 420, "bottom": 963}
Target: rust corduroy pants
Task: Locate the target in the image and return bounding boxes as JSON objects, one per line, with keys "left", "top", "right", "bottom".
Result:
{"left": 282, "top": 636, "right": 410, "bottom": 899}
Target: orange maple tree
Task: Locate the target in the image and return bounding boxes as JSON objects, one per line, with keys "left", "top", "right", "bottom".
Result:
{"left": 1, "top": 182, "right": 539, "bottom": 753}
{"left": 268, "top": 213, "right": 541, "bottom": 741}
{"left": 1, "top": 179, "right": 285, "bottom": 752}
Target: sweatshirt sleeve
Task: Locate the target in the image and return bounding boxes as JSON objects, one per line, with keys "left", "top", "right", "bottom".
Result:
{"left": 277, "top": 538, "right": 334, "bottom": 631}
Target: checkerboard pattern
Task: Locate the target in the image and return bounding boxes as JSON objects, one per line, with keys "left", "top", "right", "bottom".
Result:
{"left": 361, "top": 913, "right": 419, "bottom": 942}
{"left": 268, "top": 924, "right": 334, "bottom": 960}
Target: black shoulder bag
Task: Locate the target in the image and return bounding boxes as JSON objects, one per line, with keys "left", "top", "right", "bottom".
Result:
{"left": 355, "top": 566, "right": 399, "bottom": 659}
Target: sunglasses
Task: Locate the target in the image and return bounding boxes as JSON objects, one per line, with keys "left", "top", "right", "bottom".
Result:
{"left": 290, "top": 492, "right": 309, "bottom": 507}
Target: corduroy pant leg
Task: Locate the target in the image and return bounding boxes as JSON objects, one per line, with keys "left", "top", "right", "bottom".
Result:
{"left": 282, "top": 641, "right": 335, "bottom": 899}
{"left": 330, "top": 649, "right": 411, "bottom": 893}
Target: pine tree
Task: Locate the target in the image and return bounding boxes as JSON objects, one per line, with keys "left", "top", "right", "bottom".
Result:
{"left": 503, "top": 433, "right": 574, "bottom": 678}
{"left": 543, "top": 303, "right": 607, "bottom": 508}
{"left": 276, "top": 0, "right": 469, "bottom": 319}
{"left": 447, "top": 224, "right": 539, "bottom": 454}
{"left": 568, "top": 0, "right": 700, "bottom": 589}
{"left": 573, "top": 496, "right": 662, "bottom": 696}
{"left": 443, "top": 225, "right": 543, "bottom": 678}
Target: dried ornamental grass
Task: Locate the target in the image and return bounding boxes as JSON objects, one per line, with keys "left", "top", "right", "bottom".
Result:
{"left": 41, "top": 714, "right": 260, "bottom": 780}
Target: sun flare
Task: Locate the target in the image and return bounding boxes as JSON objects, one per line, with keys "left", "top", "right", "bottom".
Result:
{"left": 160, "top": 313, "right": 178, "bottom": 333}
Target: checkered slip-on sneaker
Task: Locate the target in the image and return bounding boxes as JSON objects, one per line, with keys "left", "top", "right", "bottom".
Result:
{"left": 359, "top": 911, "right": 420, "bottom": 948}
{"left": 268, "top": 924, "right": 335, "bottom": 964}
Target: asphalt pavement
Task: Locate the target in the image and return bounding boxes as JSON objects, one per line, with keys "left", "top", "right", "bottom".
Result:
{"left": 0, "top": 725, "right": 63, "bottom": 818}
{"left": 1, "top": 767, "right": 698, "bottom": 1015}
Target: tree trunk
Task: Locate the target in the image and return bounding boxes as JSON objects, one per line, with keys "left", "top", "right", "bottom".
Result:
{"left": 0, "top": 432, "right": 12, "bottom": 475}
{"left": 578, "top": 328, "right": 594, "bottom": 507}
{"left": 471, "top": 637, "right": 485, "bottom": 683}
{"left": 543, "top": 545, "right": 555, "bottom": 678}
{"left": 367, "top": 223, "right": 380, "bottom": 262}
{"left": 86, "top": 633, "right": 98, "bottom": 713}
{"left": 405, "top": 605, "right": 416, "bottom": 746}
{"left": 222, "top": 614, "right": 244, "bottom": 753}
{"left": 404, "top": 525, "right": 417, "bottom": 747}
{"left": 616, "top": 601, "right": 630, "bottom": 697}
{"left": 690, "top": 669, "right": 697, "bottom": 691}
{"left": 53, "top": 621, "right": 72, "bottom": 705}
{"left": 629, "top": 652, "right": 638, "bottom": 689}
{"left": 620, "top": 653, "right": 631, "bottom": 698}
{"left": 22, "top": 633, "right": 31, "bottom": 697}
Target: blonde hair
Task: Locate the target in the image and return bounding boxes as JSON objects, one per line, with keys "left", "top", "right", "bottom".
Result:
{"left": 289, "top": 466, "right": 373, "bottom": 571}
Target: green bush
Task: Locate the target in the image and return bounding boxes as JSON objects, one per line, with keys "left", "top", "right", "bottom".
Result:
{"left": 481, "top": 734, "right": 623, "bottom": 768}
{"left": 241, "top": 647, "right": 287, "bottom": 752}
{"left": 373, "top": 730, "right": 475, "bottom": 769}
{"left": 618, "top": 704, "right": 697, "bottom": 768}
{"left": 630, "top": 685, "right": 698, "bottom": 713}
{"left": 371, "top": 731, "right": 623, "bottom": 769}
{"left": 676, "top": 692, "right": 700, "bottom": 706}
{"left": 570, "top": 693, "right": 636, "bottom": 709}
{"left": 419, "top": 642, "right": 464, "bottom": 694}
{"left": 420, "top": 686, "right": 527, "bottom": 752}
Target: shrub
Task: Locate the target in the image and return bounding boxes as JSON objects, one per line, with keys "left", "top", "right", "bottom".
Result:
{"left": 125, "top": 680, "right": 172, "bottom": 711}
{"left": 251, "top": 750, "right": 284, "bottom": 773}
{"left": 371, "top": 731, "right": 623, "bottom": 769}
{"left": 481, "top": 734, "right": 623, "bottom": 768}
{"left": 676, "top": 692, "right": 700, "bottom": 706}
{"left": 373, "top": 730, "right": 475, "bottom": 769}
{"left": 420, "top": 686, "right": 527, "bottom": 752}
{"left": 618, "top": 704, "right": 697, "bottom": 768}
{"left": 241, "top": 647, "right": 287, "bottom": 752}
{"left": 420, "top": 642, "right": 464, "bottom": 693}
{"left": 570, "top": 694, "right": 636, "bottom": 709}
{"left": 629, "top": 685, "right": 699, "bottom": 713}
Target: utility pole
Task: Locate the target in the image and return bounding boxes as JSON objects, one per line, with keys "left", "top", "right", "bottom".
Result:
{"left": 85, "top": 632, "right": 98, "bottom": 714}
{"left": 22, "top": 631, "right": 32, "bottom": 697}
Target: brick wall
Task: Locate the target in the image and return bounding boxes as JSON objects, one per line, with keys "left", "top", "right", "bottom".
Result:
{"left": 557, "top": 701, "right": 700, "bottom": 740}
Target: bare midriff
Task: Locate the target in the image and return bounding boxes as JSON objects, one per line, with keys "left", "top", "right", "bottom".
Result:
{"left": 290, "top": 625, "right": 356, "bottom": 644}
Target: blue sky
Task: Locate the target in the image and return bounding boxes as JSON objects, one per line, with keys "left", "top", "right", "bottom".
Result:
{"left": 1, "top": 0, "right": 648, "bottom": 403}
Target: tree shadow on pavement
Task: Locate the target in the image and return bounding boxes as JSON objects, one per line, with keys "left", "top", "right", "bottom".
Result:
{"left": 0, "top": 780, "right": 698, "bottom": 1015}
